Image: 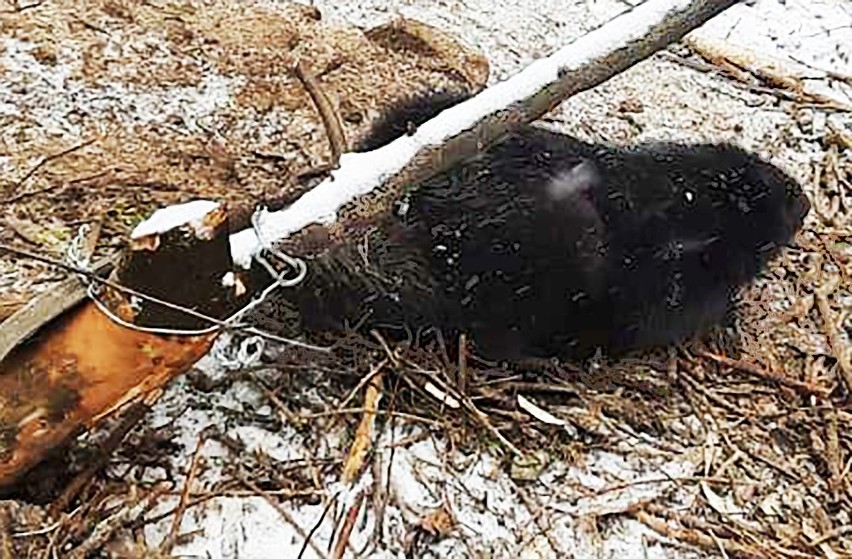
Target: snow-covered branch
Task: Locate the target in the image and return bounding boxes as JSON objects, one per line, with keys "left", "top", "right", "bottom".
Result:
{"left": 219, "top": 0, "right": 739, "bottom": 267}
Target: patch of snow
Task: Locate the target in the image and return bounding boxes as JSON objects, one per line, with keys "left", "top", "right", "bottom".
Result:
{"left": 0, "top": 37, "right": 239, "bottom": 142}
{"left": 130, "top": 200, "right": 221, "bottom": 239}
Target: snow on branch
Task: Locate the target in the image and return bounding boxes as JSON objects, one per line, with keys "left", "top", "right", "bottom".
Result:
{"left": 218, "top": 0, "right": 739, "bottom": 267}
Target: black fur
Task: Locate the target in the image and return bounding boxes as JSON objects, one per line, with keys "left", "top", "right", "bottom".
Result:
{"left": 278, "top": 93, "right": 810, "bottom": 361}
{"left": 352, "top": 90, "right": 476, "bottom": 153}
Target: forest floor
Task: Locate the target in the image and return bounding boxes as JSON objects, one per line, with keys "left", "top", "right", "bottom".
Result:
{"left": 1, "top": 0, "right": 851, "bottom": 557}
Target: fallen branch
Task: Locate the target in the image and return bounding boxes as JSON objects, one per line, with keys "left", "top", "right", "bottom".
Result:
{"left": 160, "top": 434, "right": 206, "bottom": 555}
{"left": 0, "top": 506, "right": 11, "bottom": 559}
{"left": 814, "top": 275, "right": 852, "bottom": 394}
{"left": 634, "top": 509, "right": 765, "bottom": 559}
{"left": 3, "top": 139, "right": 94, "bottom": 196}
{"left": 331, "top": 358, "right": 384, "bottom": 558}
{"left": 684, "top": 35, "right": 852, "bottom": 112}
{"left": 68, "top": 484, "right": 169, "bottom": 559}
{"left": 331, "top": 492, "right": 364, "bottom": 559}
{"left": 238, "top": 473, "right": 331, "bottom": 559}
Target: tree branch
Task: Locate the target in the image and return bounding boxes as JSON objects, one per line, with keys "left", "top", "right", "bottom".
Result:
{"left": 227, "top": 0, "right": 740, "bottom": 267}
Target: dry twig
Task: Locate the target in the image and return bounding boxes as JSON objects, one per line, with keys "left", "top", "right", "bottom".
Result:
{"left": 294, "top": 59, "right": 348, "bottom": 165}
{"left": 160, "top": 434, "right": 206, "bottom": 555}
{"left": 0, "top": 506, "right": 12, "bottom": 559}
{"left": 331, "top": 358, "right": 384, "bottom": 558}
{"left": 635, "top": 509, "right": 765, "bottom": 559}
{"left": 3, "top": 140, "right": 95, "bottom": 197}
{"left": 238, "top": 473, "right": 331, "bottom": 559}
{"left": 814, "top": 275, "right": 852, "bottom": 394}
{"left": 68, "top": 484, "right": 169, "bottom": 559}
{"left": 699, "top": 352, "right": 830, "bottom": 398}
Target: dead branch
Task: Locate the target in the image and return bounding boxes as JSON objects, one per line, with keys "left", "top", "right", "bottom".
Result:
{"left": 341, "top": 364, "right": 384, "bottom": 484}
{"left": 0, "top": 506, "right": 11, "bottom": 559}
{"left": 331, "top": 491, "right": 364, "bottom": 559}
{"left": 160, "top": 434, "right": 206, "bottom": 555}
{"left": 331, "top": 359, "right": 384, "bottom": 558}
{"left": 814, "top": 275, "right": 852, "bottom": 394}
{"left": 294, "top": 59, "right": 348, "bottom": 165}
{"left": 68, "top": 484, "right": 169, "bottom": 559}
{"left": 808, "top": 524, "right": 852, "bottom": 548}
{"left": 238, "top": 473, "right": 331, "bottom": 559}
{"left": 684, "top": 35, "right": 852, "bottom": 112}
{"left": 635, "top": 509, "right": 766, "bottom": 559}
{"left": 3, "top": 139, "right": 94, "bottom": 196}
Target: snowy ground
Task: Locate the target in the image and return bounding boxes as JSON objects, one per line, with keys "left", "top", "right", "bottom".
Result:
{"left": 2, "top": 0, "right": 850, "bottom": 557}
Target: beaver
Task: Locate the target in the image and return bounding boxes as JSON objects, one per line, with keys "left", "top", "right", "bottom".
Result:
{"left": 262, "top": 92, "right": 810, "bottom": 361}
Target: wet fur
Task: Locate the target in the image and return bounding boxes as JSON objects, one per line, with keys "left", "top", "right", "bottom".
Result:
{"left": 273, "top": 93, "right": 810, "bottom": 361}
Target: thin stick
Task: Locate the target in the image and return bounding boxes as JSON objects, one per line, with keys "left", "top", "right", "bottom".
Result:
{"left": 68, "top": 485, "right": 168, "bottom": 559}
{"left": 698, "top": 352, "right": 830, "bottom": 398}
{"left": 824, "top": 407, "right": 843, "bottom": 496}
{"left": 341, "top": 368, "right": 384, "bottom": 483}
{"left": 420, "top": 360, "right": 523, "bottom": 455}
{"left": 814, "top": 276, "right": 852, "bottom": 393}
{"left": 331, "top": 492, "right": 364, "bottom": 559}
{"left": 4, "top": 139, "right": 95, "bottom": 195}
{"left": 0, "top": 506, "right": 12, "bottom": 559}
{"left": 238, "top": 473, "right": 331, "bottom": 559}
{"left": 296, "top": 407, "right": 439, "bottom": 426}
{"left": 138, "top": 488, "right": 326, "bottom": 528}
{"left": 160, "top": 435, "right": 206, "bottom": 554}
{"left": 458, "top": 333, "right": 468, "bottom": 394}
{"left": 330, "top": 366, "right": 384, "bottom": 558}
{"left": 635, "top": 510, "right": 764, "bottom": 559}
{"left": 337, "top": 359, "right": 388, "bottom": 412}
{"left": 297, "top": 497, "right": 335, "bottom": 559}
{"left": 808, "top": 524, "right": 852, "bottom": 547}
{"left": 294, "top": 59, "right": 348, "bottom": 165}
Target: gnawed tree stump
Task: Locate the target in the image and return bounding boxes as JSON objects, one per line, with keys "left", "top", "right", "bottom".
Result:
{"left": 0, "top": 202, "right": 242, "bottom": 488}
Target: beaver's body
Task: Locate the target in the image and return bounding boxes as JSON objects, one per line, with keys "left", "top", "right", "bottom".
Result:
{"left": 269, "top": 95, "right": 810, "bottom": 361}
